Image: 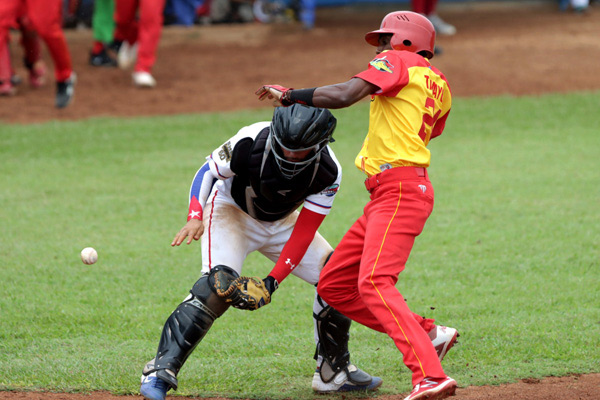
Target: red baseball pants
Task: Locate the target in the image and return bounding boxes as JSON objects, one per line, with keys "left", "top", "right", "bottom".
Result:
{"left": 318, "top": 167, "right": 446, "bottom": 386}
{"left": 0, "top": 0, "right": 72, "bottom": 82}
{"left": 412, "top": 0, "right": 439, "bottom": 15}
{"left": 114, "top": 0, "right": 166, "bottom": 73}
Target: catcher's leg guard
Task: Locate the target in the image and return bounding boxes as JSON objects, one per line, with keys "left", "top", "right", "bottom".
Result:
{"left": 314, "top": 304, "right": 373, "bottom": 385}
{"left": 143, "top": 265, "right": 239, "bottom": 390}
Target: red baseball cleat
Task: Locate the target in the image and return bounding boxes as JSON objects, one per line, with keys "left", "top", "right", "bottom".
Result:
{"left": 0, "top": 80, "right": 16, "bottom": 96}
{"left": 429, "top": 325, "right": 459, "bottom": 362}
{"left": 404, "top": 376, "right": 457, "bottom": 400}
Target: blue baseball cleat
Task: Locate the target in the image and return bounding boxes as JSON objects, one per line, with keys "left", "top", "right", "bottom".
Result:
{"left": 140, "top": 374, "right": 170, "bottom": 400}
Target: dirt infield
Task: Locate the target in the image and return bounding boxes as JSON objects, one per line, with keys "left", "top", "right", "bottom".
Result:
{"left": 1, "top": 374, "right": 599, "bottom": 399}
{"left": 1, "top": 1, "right": 599, "bottom": 399}
{"left": 1, "top": 1, "right": 600, "bottom": 124}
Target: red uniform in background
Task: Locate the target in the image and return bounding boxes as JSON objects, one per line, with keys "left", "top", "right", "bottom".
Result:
{"left": 114, "top": 0, "right": 166, "bottom": 87}
{"left": 0, "top": 0, "right": 71, "bottom": 81}
{"left": 0, "top": 0, "right": 74, "bottom": 107}
{"left": 411, "top": 0, "right": 456, "bottom": 36}
{"left": 412, "top": 0, "right": 438, "bottom": 15}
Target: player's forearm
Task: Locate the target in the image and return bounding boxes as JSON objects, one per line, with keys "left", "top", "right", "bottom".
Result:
{"left": 268, "top": 209, "right": 326, "bottom": 283}
{"left": 312, "top": 81, "right": 373, "bottom": 108}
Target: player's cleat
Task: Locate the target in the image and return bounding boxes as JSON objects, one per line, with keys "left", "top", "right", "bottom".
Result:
{"left": 312, "top": 364, "right": 383, "bottom": 393}
{"left": 403, "top": 376, "right": 457, "bottom": 400}
{"left": 133, "top": 71, "right": 157, "bottom": 88}
{"left": 108, "top": 39, "right": 122, "bottom": 53}
{"left": 29, "top": 61, "right": 46, "bottom": 88}
{"left": 10, "top": 74, "right": 22, "bottom": 86}
{"left": 118, "top": 41, "right": 138, "bottom": 69}
{"left": 0, "top": 80, "right": 16, "bottom": 96}
{"left": 428, "top": 325, "right": 458, "bottom": 362}
{"left": 89, "top": 48, "right": 117, "bottom": 67}
{"left": 427, "top": 14, "right": 456, "bottom": 36}
{"left": 55, "top": 73, "right": 76, "bottom": 108}
{"left": 140, "top": 373, "right": 170, "bottom": 400}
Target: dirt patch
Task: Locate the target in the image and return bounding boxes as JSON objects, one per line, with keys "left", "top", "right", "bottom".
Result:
{"left": 1, "top": 373, "right": 599, "bottom": 399}
{"left": 1, "top": 2, "right": 599, "bottom": 124}
{"left": 1, "top": 1, "right": 599, "bottom": 399}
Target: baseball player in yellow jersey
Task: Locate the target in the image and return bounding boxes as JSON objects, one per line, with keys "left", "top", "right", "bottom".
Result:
{"left": 256, "top": 11, "right": 457, "bottom": 400}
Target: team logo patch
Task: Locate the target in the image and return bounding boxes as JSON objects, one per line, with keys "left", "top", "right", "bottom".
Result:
{"left": 370, "top": 56, "right": 394, "bottom": 73}
{"left": 218, "top": 141, "right": 233, "bottom": 161}
{"left": 322, "top": 184, "right": 340, "bottom": 197}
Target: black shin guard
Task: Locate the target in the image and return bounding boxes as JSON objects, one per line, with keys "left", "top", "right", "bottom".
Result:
{"left": 146, "top": 265, "right": 239, "bottom": 390}
{"left": 314, "top": 305, "right": 351, "bottom": 382}
{"left": 314, "top": 304, "right": 372, "bottom": 385}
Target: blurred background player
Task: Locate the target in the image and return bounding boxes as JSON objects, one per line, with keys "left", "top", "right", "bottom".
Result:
{"left": 559, "top": 0, "right": 590, "bottom": 12}
{"left": 138, "top": 105, "right": 382, "bottom": 400}
{"left": 256, "top": 10, "right": 458, "bottom": 400}
{"left": 89, "top": 0, "right": 117, "bottom": 67}
{"left": 0, "top": 0, "right": 75, "bottom": 107}
{"left": 114, "top": 0, "right": 166, "bottom": 88}
{"left": 412, "top": 0, "right": 456, "bottom": 36}
{"left": 0, "top": 11, "right": 46, "bottom": 96}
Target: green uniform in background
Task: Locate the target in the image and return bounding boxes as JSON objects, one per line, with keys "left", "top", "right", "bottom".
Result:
{"left": 93, "top": 0, "right": 115, "bottom": 44}
{"left": 89, "top": 0, "right": 117, "bottom": 66}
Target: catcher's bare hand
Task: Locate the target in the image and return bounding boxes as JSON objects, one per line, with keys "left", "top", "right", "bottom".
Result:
{"left": 171, "top": 219, "right": 204, "bottom": 246}
{"left": 255, "top": 85, "right": 292, "bottom": 107}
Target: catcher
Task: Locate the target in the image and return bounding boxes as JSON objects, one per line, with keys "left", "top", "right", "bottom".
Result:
{"left": 139, "top": 104, "right": 383, "bottom": 400}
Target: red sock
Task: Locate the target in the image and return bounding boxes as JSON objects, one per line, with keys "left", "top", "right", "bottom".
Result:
{"left": 92, "top": 41, "right": 105, "bottom": 55}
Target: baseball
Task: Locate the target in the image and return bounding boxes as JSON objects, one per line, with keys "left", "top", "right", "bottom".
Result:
{"left": 80, "top": 247, "right": 98, "bottom": 265}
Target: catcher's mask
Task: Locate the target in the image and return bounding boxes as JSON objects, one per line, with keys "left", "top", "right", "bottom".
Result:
{"left": 364, "top": 11, "right": 436, "bottom": 59}
{"left": 269, "top": 104, "right": 336, "bottom": 179}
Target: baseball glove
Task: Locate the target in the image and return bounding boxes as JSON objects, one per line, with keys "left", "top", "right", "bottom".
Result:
{"left": 224, "top": 276, "right": 272, "bottom": 311}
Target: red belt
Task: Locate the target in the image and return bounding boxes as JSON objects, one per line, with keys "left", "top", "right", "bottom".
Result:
{"left": 364, "top": 167, "right": 427, "bottom": 191}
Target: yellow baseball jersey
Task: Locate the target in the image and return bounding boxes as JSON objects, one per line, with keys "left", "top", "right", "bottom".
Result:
{"left": 353, "top": 50, "right": 452, "bottom": 177}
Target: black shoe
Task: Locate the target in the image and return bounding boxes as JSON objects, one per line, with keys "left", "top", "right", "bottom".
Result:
{"left": 56, "top": 73, "right": 76, "bottom": 108}
{"left": 107, "top": 40, "right": 123, "bottom": 54}
{"left": 89, "top": 49, "right": 117, "bottom": 67}
{"left": 10, "top": 74, "right": 22, "bottom": 86}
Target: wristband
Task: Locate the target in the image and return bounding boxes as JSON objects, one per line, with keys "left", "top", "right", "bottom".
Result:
{"left": 289, "top": 88, "right": 316, "bottom": 107}
{"left": 263, "top": 276, "right": 279, "bottom": 295}
{"left": 187, "top": 195, "right": 203, "bottom": 221}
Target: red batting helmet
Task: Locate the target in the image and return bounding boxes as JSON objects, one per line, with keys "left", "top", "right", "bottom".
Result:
{"left": 365, "top": 11, "right": 436, "bottom": 59}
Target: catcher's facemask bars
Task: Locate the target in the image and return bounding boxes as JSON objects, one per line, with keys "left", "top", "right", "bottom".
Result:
{"left": 270, "top": 131, "right": 327, "bottom": 179}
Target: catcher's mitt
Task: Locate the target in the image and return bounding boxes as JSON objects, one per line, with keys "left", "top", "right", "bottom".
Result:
{"left": 222, "top": 276, "right": 272, "bottom": 311}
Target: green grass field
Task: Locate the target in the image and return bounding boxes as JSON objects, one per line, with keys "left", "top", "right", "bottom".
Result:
{"left": 1, "top": 91, "right": 599, "bottom": 399}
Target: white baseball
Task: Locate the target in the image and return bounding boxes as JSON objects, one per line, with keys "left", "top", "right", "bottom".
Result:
{"left": 81, "top": 247, "right": 98, "bottom": 265}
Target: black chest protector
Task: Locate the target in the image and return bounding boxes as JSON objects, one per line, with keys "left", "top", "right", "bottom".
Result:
{"left": 229, "top": 127, "right": 338, "bottom": 222}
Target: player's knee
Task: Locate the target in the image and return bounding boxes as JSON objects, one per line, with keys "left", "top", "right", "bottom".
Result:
{"left": 190, "top": 265, "right": 239, "bottom": 318}
{"left": 357, "top": 274, "right": 393, "bottom": 303}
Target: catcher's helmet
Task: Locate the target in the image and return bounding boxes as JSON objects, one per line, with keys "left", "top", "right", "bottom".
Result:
{"left": 365, "top": 11, "right": 436, "bottom": 59}
{"left": 270, "top": 104, "right": 337, "bottom": 179}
